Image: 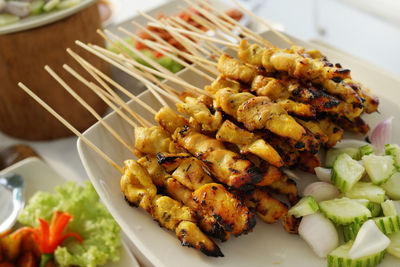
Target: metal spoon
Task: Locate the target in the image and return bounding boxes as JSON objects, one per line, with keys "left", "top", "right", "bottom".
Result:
{"left": 0, "top": 173, "right": 25, "bottom": 233}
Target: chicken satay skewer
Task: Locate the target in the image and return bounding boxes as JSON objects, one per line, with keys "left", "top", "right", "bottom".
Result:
{"left": 18, "top": 82, "right": 123, "bottom": 173}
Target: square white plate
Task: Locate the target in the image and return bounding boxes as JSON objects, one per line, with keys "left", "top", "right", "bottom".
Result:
{"left": 0, "top": 157, "right": 139, "bottom": 267}
{"left": 77, "top": 30, "right": 400, "bottom": 266}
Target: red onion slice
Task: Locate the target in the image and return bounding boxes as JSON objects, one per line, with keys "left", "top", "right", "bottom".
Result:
{"left": 314, "top": 167, "right": 332, "bottom": 183}
{"left": 370, "top": 117, "right": 393, "bottom": 155}
{"left": 299, "top": 212, "right": 339, "bottom": 258}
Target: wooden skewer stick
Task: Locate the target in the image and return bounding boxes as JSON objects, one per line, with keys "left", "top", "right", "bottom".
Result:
{"left": 145, "top": 22, "right": 239, "bottom": 49}
{"left": 64, "top": 55, "right": 152, "bottom": 128}
{"left": 182, "top": 0, "right": 242, "bottom": 43}
{"left": 129, "top": 21, "right": 219, "bottom": 74}
{"left": 118, "top": 26, "right": 215, "bottom": 82}
{"left": 66, "top": 48, "right": 157, "bottom": 115}
{"left": 18, "top": 82, "right": 123, "bottom": 174}
{"left": 168, "top": 16, "right": 222, "bottom": 57}
{"left": 62, "top": 55, "right": 140, "bottom": 130}
{"left": 194, "top": 0, "right": 275, "bottom": 48}
{"left": 83, "top": 41, "right": 211, "bottom": 97}
{"left": 45, "top": 65, "right": 137, "bottom": 154}
{"left": 231, "top": 0, "right": 294, "bottom": 47}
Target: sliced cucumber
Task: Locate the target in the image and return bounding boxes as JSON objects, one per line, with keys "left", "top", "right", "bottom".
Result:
{"left": 388, "top": 232, "right": 400, "bottom": 258}
{"left": 385, "top": 144, "right": 400, "bottom": 170}
{"left": 288, "top": 196, "right": 319, "bottom": 218}
{"left": 0, "top": 14, "right": 19, "bottom": 26}
{"left": 57, "top": 0, "right": 81, "bottom": 10}
{"left": 43, "top": 0, "right": 60, "bottom": 12}
{"left": 332, "top": 153, "right": 365, "bottom": 192}
{"left": 30, "top": 0, "right": 45, "bottom": 14}
{"left": 343, "top": 223, "right": 362, "bottom": 242}
{"left": 358, "top": 144, "right": 374, "bottom": 158}
{"left": 344, "top": 182, "right": 385, "bottom": 203}
{"left": 362, "top": 154, "right": 394, "bottom": 185}
{"left": 381, "top": 200, "right": 398, "bottom": 217}
{"left": 326, "top": 147, "right": 359, "bottom": 168}
{"left": 327, "top": 241, "right": 385, "bottom": 267}
{"left": 382, "top": 172, "right": 400, "bottom": 200}
{"left": 369, "top": 202, "right": 382, "bottom": 217}
{"left": 373, "top": 216, "right": 400, "bottom": 235}
{"left": 319, "top": 197, "right": 371, "bottom": 225}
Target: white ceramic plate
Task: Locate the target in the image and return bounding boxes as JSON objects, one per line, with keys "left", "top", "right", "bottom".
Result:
{"left": 0, "top": 157, "right": 139, "bottom": 267}
{"left": 77, "top": 30, "right": 400, "bottom": 267}
{"left": 0, "top": 0, "right": 97, "bottom": 35}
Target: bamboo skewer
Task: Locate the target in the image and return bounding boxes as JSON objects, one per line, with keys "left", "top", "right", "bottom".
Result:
{"left": 18, "top": 82, "right": 123, "bottom": 173}
{"left": 118, "top": 26, "right": 215, "bottom": 82}
{"left": 45, "top": 65, "right": 137, "bottom": 154}
{"left": 66, "top": 48, "right": 157, "bottom": 115}
{"left": 65, "top": 56, "right": 152, "bottom": 128}
{"left": 231, "top": 0, "right": 294, "bottom": 47}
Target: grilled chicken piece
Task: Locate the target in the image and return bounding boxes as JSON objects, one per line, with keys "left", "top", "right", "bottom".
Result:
{"left": 316, "top": 118, "right": 344, "bottom": 147}
{"left": 177, "top": 96, "right": 222, "bottom": 132}
{"left": 121, "top": 159, "right": 157, "bottom": 212}
{"left": 205, "top": 74, "right": 244, "bottom": 94}
{"left": 215, "top": 88, "right": 254, "bottom": 117}
{"left": 155, "top": 106, "right": 188, "bottom": 135}
{"left": 173, "top": 126, "right": 282, "bottom": 189}
{"left": 255, "top": 162, "right": 285, "bottom": 186}
{"left": 238, "top": 40, "right": 365, "bottom": 111}
{"left": 121, "top": 160, "right": 223, "bottom": 256}
{"left": 237, "top": 96, "right": 306, "bottom": 141}
{"left": 296, "top": 119, "right": 329, "bottom": 145}
{"left": 240, "top": 139, "right": 284, "bottom": 168}
{"left": 298, "top": 152, "right": 321, "bottom": 173}
{"left": 251, "top": 75, "right": 285, "bottom": 100}
{"left": 345, "top": 79, "right": 379, "bottom": 114}
{"left": 217, "top": 53, "right": 258, "bottom": 84}
{"left": 277, "top": 99, "right": 316, "bottom": 118}
{"left": 176, "top": 221, "right": 224, "bottom": 257}
{"left": 157, "top": 152, "right": 192, "bottom": 172}
{"left": 282, "top": 214, "right": 301, "bottom": 234}
{"left": 244, "top": 188, "right": 288, "bottom": 224}
{"left": 165, "top": 178, "right": 230, "bottom": 241}
{"left": 134, "top": 126, "right": 173, "bottom": 156}
{"left": 137, "top": 156, "right": 169, "bottom": 187}
{"left": 193, "top": 183, "right": 256, "bottom": 235}
{"left": 171, "top": 157, "right": 214, "bottom": 190}
{"left": 266, "top": 134, "right": 300, "bottom": 167}
{"left": 335, "top": 116, "right": 370, "bottom": 135}
{"left": 267, "top": 176, "right": 299, "bottom": 205}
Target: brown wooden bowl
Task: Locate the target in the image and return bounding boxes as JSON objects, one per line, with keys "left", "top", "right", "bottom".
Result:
{"left": 0, "top": 3, "right": 110, "bottom": 140}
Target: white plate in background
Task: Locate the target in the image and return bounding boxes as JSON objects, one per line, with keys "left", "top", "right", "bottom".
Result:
{"left": 0, "top": 157, "right": 139, "bottom": 267}
{"left": 77, "top": 30, "right": 400, "bottom": 266}
{"left": 0, "top": 0, "right": 97, "bottom": 35}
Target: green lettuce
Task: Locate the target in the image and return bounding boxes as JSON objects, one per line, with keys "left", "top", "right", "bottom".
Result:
{"left": 18, "top": 181, "right": 121, "bottom": 267}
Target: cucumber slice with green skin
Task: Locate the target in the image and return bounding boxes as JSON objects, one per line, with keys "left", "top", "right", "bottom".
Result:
{"left": 57, "top": 0, "right": 81, "bottom": 10}
{"left": 358, "top": 144, "right": 374, "bottom": 158}
{"left": 388, "top": 232, "right": 400, "bottom": 258}
{"left": 369, "top": 202, "right": 382, "bottom": 217}
{"left": 43, "top": 0, "right": 60, "bottom": 12}
{"left": 373, "top": 216, "right": 400, "bottom": 235}
{"left": 30, "top": 0, "right": 45, "bottom": 14}
{"left": 327, "top": 241, "right": 386, "bottom": 267}
{"left": 385, "top": 144, "right": 400, "bottom": 170}
{"left": 0, "top": 14, "right": 19, "bottom": 26}
{"left": 344, "top": 182, "right": 385, "bottom": 203}
{"left": 326, "top": 147, "right": 359, "bottom": 168}
{"left": 332, "top": 154, "right": 365, "bottom": 192}
{"left": 288, "top": 196, "right": 319, "bottom": 218}
{"left": 382, "top": 172, "right": 400, "bottom": 200}
{"left": 381, "top": 200, "right": 398, "bottom": 217}
{"left": 362, "top": 154, "right": 395, "bottom": 185}
{"left": 319, "top": 197, "right": 371, "bottom": 225}
{"left": 343, "top": 223, "right": 362, "bottom": 242}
